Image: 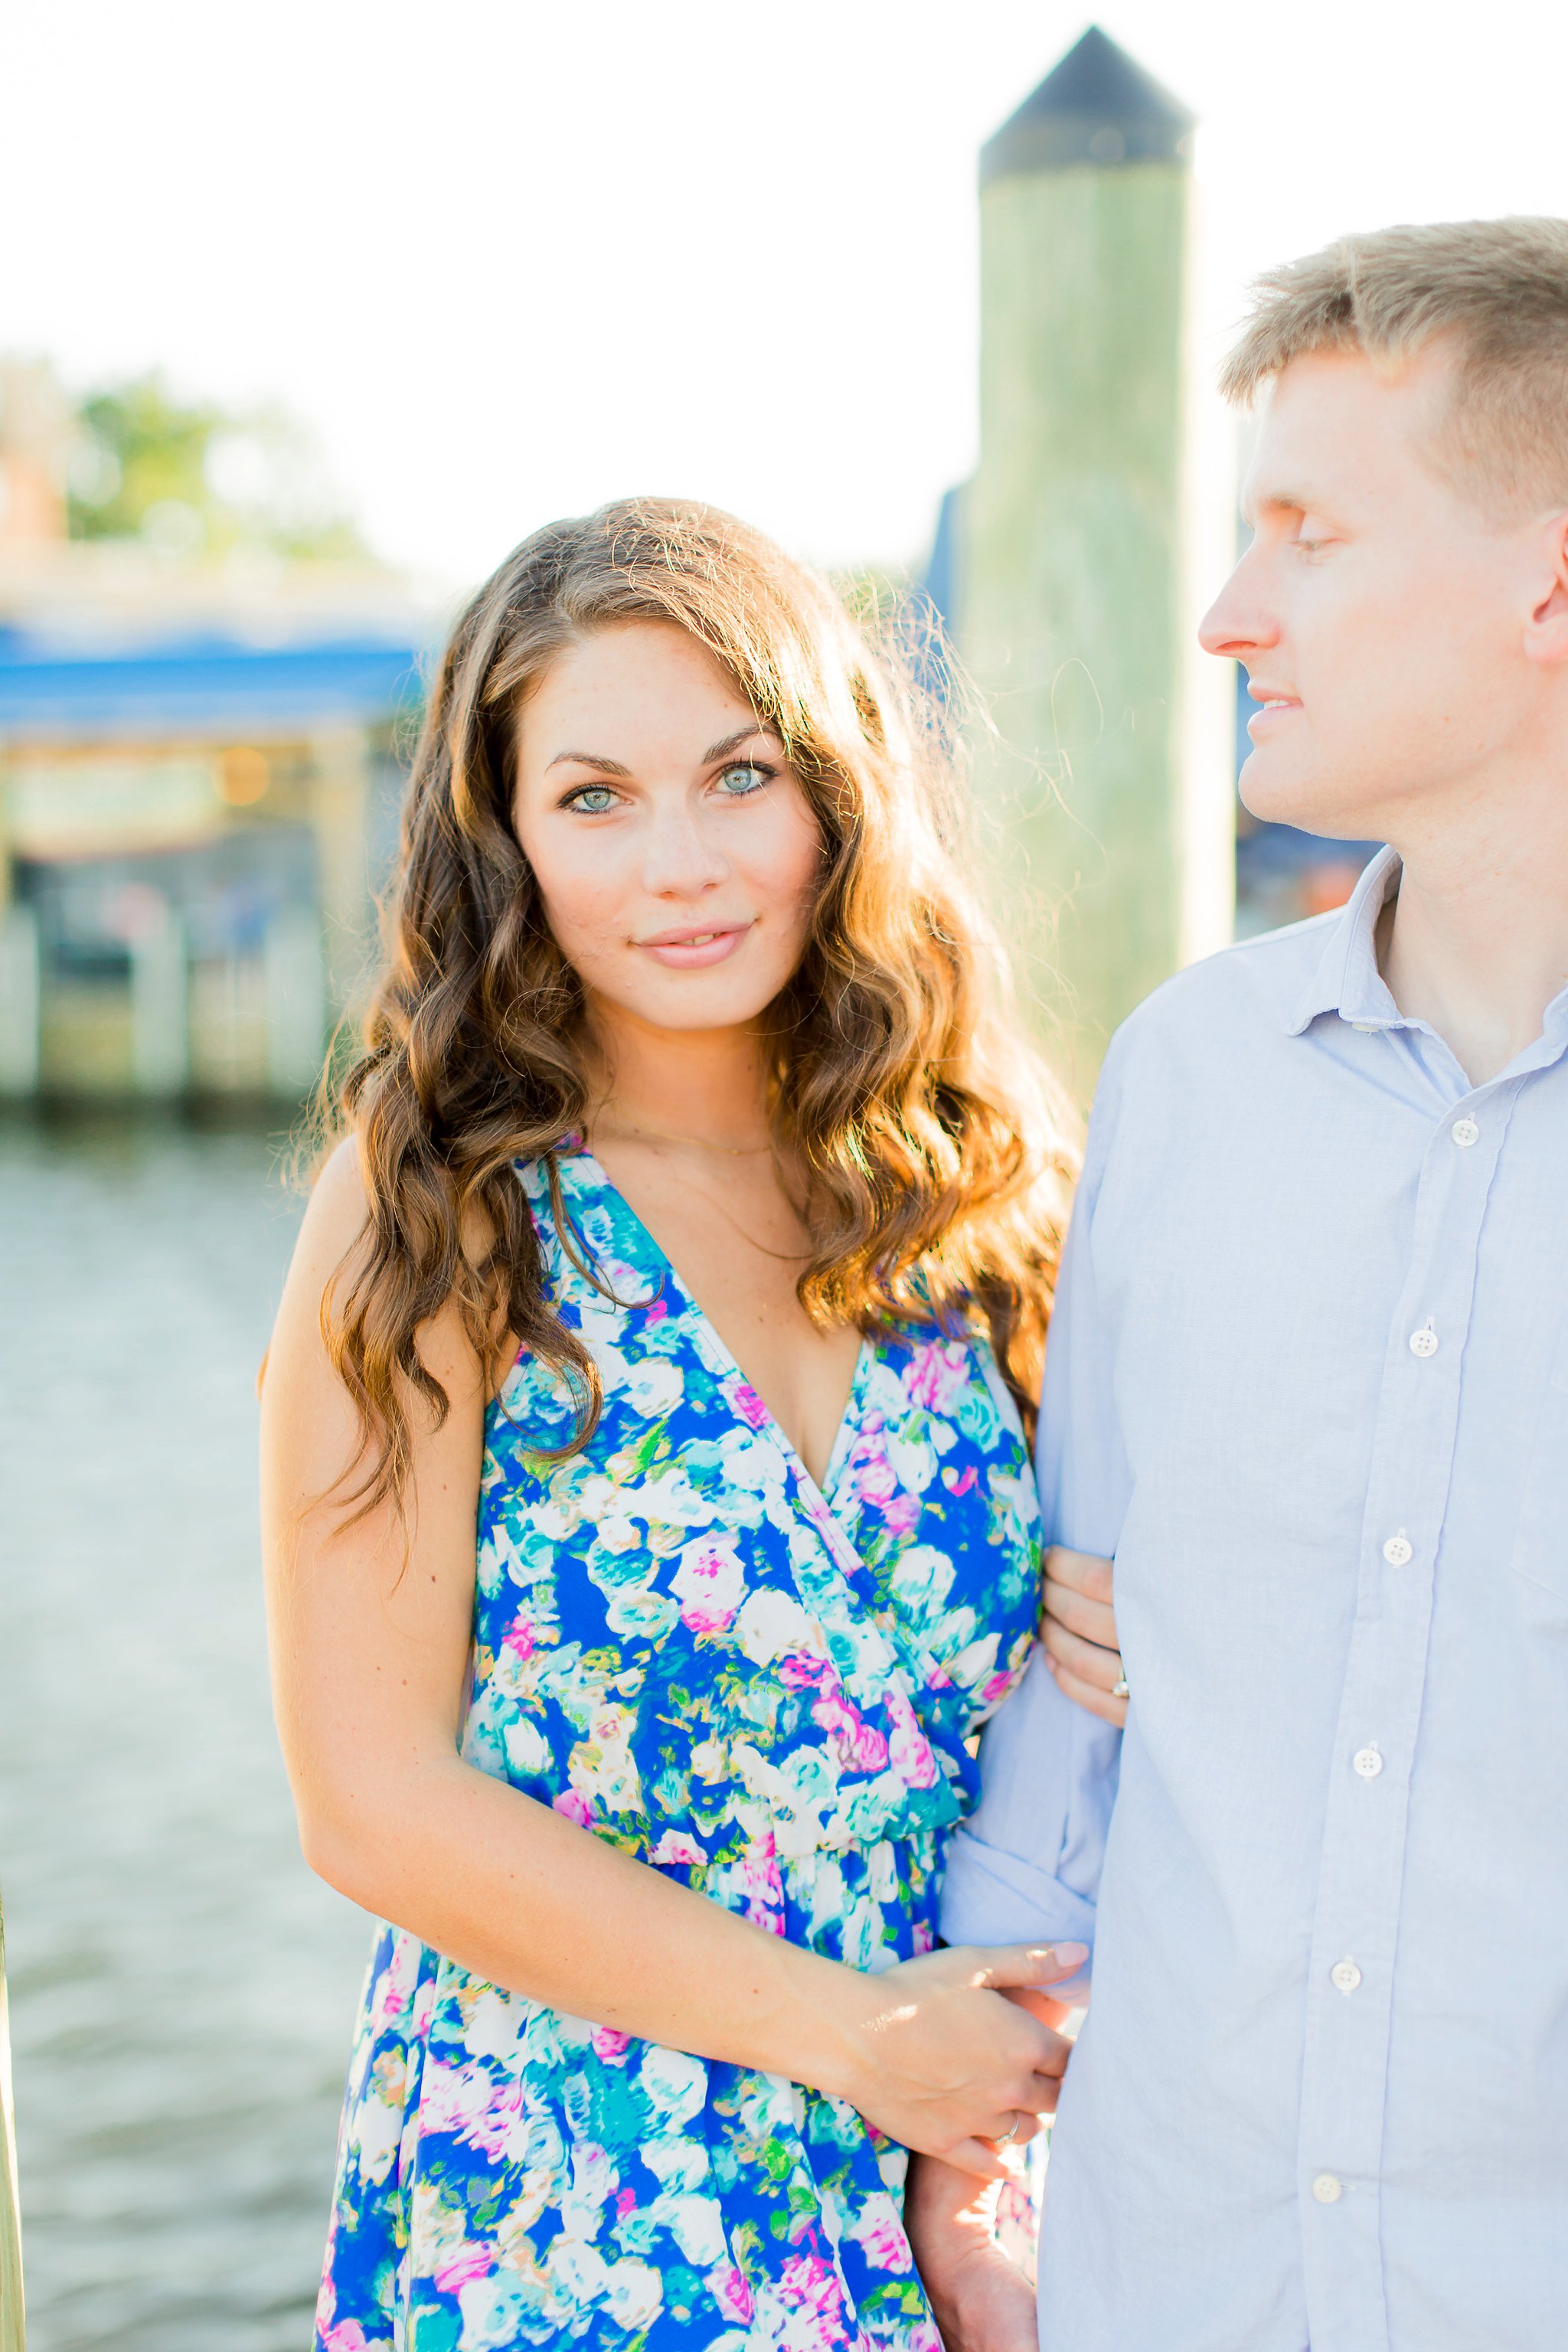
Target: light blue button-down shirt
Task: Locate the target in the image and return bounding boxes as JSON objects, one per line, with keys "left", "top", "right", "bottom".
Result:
{"left": 941, "top": 849, "right": 1568, "bottom": 2352}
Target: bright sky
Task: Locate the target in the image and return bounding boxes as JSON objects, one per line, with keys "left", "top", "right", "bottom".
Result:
{"left": 5, "top": 0, "right": 1566, "bottom": 592}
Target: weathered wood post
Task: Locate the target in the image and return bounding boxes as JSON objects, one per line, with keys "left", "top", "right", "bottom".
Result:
{"left": 0, "top": 1893, "right": 24, "bottom": 2352}
{"left": 129, "top": 900, "right": 189, "bottom": 1099}
{"left": 959, "top": 24, "right": 1233, "bottom": 1084}
{"left": 309, "top": 726, "right": 374, "bottom": 1027}
{"left": 0, "top": 910, "right": 41, "bottom": 1102}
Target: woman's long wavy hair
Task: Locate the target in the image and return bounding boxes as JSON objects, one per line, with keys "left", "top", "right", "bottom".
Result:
{"left": 323, "top": 497, "right": 1078, "bottom": 1516}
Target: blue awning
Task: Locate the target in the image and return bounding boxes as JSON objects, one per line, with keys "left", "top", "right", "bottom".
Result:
{"left": 0, "top": 627, "right": 426, "bottom": 742}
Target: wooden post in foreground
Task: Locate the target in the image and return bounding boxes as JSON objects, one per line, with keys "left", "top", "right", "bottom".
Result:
{"left": 960, "top": 24, "right": 1234, "bottom": 1087}
{"left": 0, "top": 1893, "right": 24, "bottom": 2352}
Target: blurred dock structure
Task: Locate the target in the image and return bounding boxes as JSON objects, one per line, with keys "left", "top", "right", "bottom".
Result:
{"left": 0, "top": 360, "right": 430, "bottom": 1107}
{"left": 931, "top": 24, "right": 1236, "bottom": 1082}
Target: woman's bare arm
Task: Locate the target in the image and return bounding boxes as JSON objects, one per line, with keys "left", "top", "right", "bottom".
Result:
{"left": 260, "top": 1145, "right": 1083, "bottom": 2177}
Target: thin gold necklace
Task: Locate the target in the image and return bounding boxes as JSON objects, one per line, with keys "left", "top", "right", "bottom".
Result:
{"left": 589, "top": 1118, "right": 776, "bottom": 1158}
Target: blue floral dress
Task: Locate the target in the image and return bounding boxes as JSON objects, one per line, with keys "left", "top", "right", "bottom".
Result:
{"left": 315, "top": 1145, "right": 1042, "bottom": 2352}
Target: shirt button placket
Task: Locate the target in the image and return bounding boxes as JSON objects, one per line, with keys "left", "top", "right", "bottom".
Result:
{"left": 1302, "top": 1086, "right": 1502, "bottom": 2347}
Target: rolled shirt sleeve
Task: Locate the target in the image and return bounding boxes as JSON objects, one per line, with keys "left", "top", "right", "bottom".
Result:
{"left": 939, "top": 1063, "right": 1131, "bottom": 1973}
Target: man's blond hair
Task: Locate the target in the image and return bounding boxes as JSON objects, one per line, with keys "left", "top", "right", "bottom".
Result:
{"left": 1220, "top": 217, "right": 1568, "bottom": 517}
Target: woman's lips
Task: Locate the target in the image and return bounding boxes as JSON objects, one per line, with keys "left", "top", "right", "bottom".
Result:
{"left": 636, "top": 924, "right": 752, "bottom": 969}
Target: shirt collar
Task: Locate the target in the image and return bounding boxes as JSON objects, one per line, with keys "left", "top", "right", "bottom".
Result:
{"left": 1285, "top": 846, "right": 1403, "bottom": 1037}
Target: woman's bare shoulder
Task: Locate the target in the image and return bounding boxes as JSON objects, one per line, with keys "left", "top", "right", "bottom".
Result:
{"left": 280, "top": 1137, "right": 377, "bottom": 1295}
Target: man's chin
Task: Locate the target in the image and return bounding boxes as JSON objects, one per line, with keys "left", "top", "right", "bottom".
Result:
{"left": 1240, "top": 759, "right": 1374, "bottom": 844}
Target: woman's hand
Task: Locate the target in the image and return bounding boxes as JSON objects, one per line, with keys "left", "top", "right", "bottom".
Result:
{"left": 1040, "top": 1545, "right": 1126, "bottom": 1728}
{"left": 823, "top": 1940, "right": 1086, "bottom": 2180}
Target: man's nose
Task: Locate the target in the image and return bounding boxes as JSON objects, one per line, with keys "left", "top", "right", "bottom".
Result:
{"left": 1198, "top": 551, "right": 1277, "bottom": 662}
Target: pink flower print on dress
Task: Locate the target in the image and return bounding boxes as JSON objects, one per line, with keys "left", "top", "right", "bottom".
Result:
{"left": 778, "top": 1653, "right": 833, "bottom": 1692}
{"left": 410, "top": 1972, "right": 437, "bottom": 2037}
{"left": 422, "top": 2058, "right": 529, "bottom": 2164}
{"left": 651, "top": 1828, "right": 708, "bottom": 1867}
{"left": 735, "top": 1845, "right": 786, "bottom": 1934}
{"left": 851, "top": 1449, "right": 899, "bottom": 1511}
{"left": 321, "top": 2321, "right": 373, "bottom": 2352}
{"left": 433, "top": 2242, "right": 496, "bottom": 2295}
{"left": 671, "top": 1533, "right": 746, "bottom": 1634}
{"left": 552, "top": 1788, "right": 594, "bottom": 1829}
{"left": 731, "top": 1381, "right": 772, "bottom": 1431}
{"left": 884, "top": 1687, "right": 939, "bottom": 1790}
{"left": 710, "top": 2263, "right": 755, "bottom": 2324}
{"left": 851, "top": 2199, "right": 914, "bottom": 2274}
{"left": 808, "top": 1673, "right": 890, "bottom": 1775}
{"left": 501, "top": 1615, "right": 535, "bottom": 1662}
{"left": 592, "top": 2026, "right": 632, "bottom": 2065}
{"left": 369, "top": 1931, "right": 426, "bottom": 2030}
{"left": 778, "top": 2248, "right": 849, "bottom": 2334}
{"left": 904, "top": 1338, "right": 971, "bottom": 1416}
{"left": 643, "top": 1297, "right": 669, "bottom": 1326}
{"left": 942, "top": 1464, "right": 978, "bottom": 1498}
{"left": 880, "top": 1489, "right": 922, "bottom": 1538}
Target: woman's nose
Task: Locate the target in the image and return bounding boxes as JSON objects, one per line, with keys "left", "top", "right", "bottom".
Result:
{"left": 640, "top": 807, "right": 730, "bottom": 897}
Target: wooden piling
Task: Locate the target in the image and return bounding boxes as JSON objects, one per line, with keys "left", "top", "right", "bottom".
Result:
{"left": 0, "top": 1893, "right": 24, "bottom": 2352}
{"left": 959, "top": 24, "right": 1233, "bottom": 1086}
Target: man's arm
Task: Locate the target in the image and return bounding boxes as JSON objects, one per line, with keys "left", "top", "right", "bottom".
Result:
{"left": 903, "top": 2159, "right": 1040, "bottom": 2352}
{"left": 912, "top": 1071, "right": 1132, "bottom": 2341}
{"left": 941, "top": 1071, "right": 1129, "bottom": 1977}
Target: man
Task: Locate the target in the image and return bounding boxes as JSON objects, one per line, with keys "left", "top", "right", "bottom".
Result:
{"left": 908, "top": 218, "right": 1568, "bottom": 2352}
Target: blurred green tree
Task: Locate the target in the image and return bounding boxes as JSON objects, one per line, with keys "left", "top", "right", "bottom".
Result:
{"left": 66, "top": 374, "right": 367, "bottom": 562}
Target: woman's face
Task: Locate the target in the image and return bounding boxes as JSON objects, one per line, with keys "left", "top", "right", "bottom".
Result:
{"left": 512, "top": 620, "right": 823, "bottom": 1037}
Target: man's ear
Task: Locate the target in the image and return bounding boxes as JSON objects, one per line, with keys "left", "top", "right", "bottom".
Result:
{"left": 1524, "top": 511, "right": 1568, "bottom": 667}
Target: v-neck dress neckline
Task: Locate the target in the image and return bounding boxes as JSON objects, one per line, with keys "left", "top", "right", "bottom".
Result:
{"left": 565, "top": 1137, "right": 874, "bottom": 1519}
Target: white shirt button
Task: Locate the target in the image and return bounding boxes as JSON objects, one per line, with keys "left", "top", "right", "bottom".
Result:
{"left": 1312, "top": 2173, "right": 1344, "bottom": 2204}
{"left": 1382, "top": 1533, "right": 1413, "bottom": 1566}
{"left": 1354, "top": 1746, "right": 1383, "bottom": 1779}
{"left": 1331, "top": 1958, "right": 1363, "bottom": 1994}
{"left": 1409, "top": 1322, "right": 1439, "bottom": 1358}
{"left": 1451, "top": 1117, "right": 1480, "bottom": 1147}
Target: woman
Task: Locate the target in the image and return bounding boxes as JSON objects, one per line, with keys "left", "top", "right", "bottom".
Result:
{"left": 262, "top": 498, "right": 1090, "bottom": 2352}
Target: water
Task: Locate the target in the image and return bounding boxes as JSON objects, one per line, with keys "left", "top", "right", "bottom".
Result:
{"left": 0, "top": 1115, "right": 370, "bottom": 2350}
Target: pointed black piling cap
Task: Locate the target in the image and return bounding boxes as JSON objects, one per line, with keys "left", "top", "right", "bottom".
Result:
{"left": 981, "top": 24, "right": 1194, "bottom": 184}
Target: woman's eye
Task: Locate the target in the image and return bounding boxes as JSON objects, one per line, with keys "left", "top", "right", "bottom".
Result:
{"left": 716, "top": 763, "right": 770, "bottom": 797}
{"left": 567, "top": 786, "right": 621, "bottom": 814}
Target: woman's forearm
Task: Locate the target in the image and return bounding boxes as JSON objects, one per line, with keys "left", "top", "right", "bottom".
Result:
{"left": 304, "top": 1754, "right": 867, "bottom": 2096}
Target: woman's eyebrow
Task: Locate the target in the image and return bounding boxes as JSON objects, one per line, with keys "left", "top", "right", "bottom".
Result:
{"left": 544, "top": 726, "right": 779, "bottom": 776}
{"left": 544, "top": 749, "right": 633, "bottom": 776}
{"left": 702, "top": 725, "right": 779, "bottom": 763}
